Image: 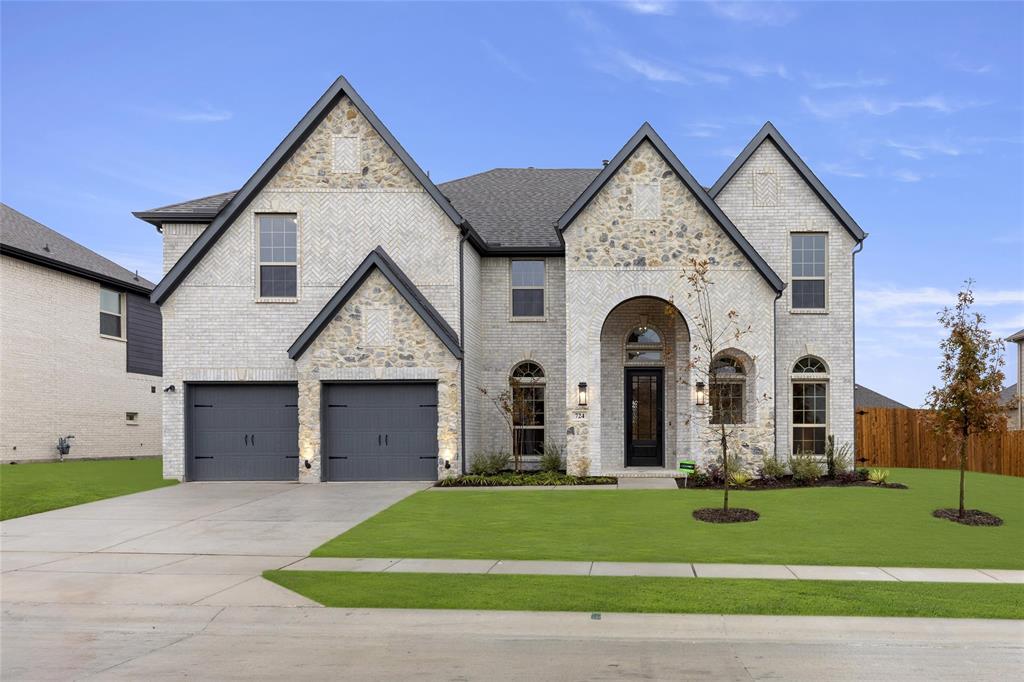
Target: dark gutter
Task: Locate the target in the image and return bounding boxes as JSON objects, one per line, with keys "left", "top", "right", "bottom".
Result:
{"left": 458, "top": 228, "right": 469, "bottom": 475}
{"left": 852, "top": 237, "right": 866, "bottom": 453}
{"left": 0, "top": 244, "right": 153, "bottom": 296}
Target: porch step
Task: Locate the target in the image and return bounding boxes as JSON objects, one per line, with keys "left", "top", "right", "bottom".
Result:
{"left": 605, "top": 469, "right": 680, "bottom": 479}
{"left": 616, "top": 477, "right": 678, "bottom": 489}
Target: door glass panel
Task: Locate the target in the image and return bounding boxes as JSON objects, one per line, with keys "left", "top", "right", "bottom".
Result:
{"left": 630, "top": 375, "right": 657, "bottom": 442}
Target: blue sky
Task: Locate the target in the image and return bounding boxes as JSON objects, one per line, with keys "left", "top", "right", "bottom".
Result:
{"left": 2, "top": 1, "right": 1022, "bottom": 406}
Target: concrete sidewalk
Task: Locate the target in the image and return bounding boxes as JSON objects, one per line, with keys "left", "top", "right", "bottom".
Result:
{"left": 285, "top": 556, "right": 1024, "bottom": 583}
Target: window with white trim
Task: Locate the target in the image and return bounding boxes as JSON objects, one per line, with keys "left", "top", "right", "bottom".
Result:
{"left": 710, "top": 355, "right": 745, "bottom": 424}
{"left": 511, "top": 361, "right": 545, "bottom": 456}
{"left": 510, "top": 260, "right": 544, "bottom": 318}
{"left": 791, "top": 233, "right": 826, "bottom": 309}
{"left": 792, "top": 356, "right": 827, "bottom": 455}
{"left": 258, "top": 214, "right": 297, "bottom": 298}
{"left": 100, "top": 287, "right": 124, "bottom": 338}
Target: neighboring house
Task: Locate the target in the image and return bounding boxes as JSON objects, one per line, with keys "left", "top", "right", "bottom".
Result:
{"left": 1006, "top": 330, "right": 1024, "bottom": 430}
{"left": 136, "top": 76, "right": 865, "bottom": 482}
{"left": 0, "top": 204, "right": 162, "bottom": 461}
{"left": 854, "top": 384, "right": 909, "bottom": 411}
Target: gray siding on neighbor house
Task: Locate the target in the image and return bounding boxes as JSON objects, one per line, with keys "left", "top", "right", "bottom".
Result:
{"left": 126, "top": 292, "right": 162, "bottom": 377}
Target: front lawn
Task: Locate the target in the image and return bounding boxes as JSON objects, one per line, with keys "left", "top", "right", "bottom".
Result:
{"left": 313, "top": 468, "right": 1024, "bottom": 569}
{"left": 264, "top": 571, "right": 1024, "bottom": 620}
{"left": 0, "top": 458, "right": 176, "bottom": 520}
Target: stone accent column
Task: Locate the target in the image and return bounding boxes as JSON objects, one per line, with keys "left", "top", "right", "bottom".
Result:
{"left": 566, "top": 406, "right": 591, "bottom": 476}
{"left": 297, "top": 370, "right": 321, "bottom": 483}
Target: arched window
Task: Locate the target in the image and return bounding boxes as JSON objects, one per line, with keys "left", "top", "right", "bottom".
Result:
{"left": 625, "top": 326, "right": 663, "bottom": 364}
{"left": 792, "top": 356, "right": 828, "bottom": 455}
{"left": 510, "top": 362, "right": 545, "bottom": 457}
{"left": 710, "top": 355, "right": 746, "bottom": 424}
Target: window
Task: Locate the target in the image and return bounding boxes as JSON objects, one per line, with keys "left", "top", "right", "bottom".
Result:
{"left": 510, "top": 260, "right": 544, "bottom": 318}
{"left": 710, "top": 356, "right": 745, "bottom": 424}
{"left": 100, "top": 288, "right": 123, "bottom": 337}
{"left": 125, "top": 412, "right": 139, "bottom": 425}
{"left": 258, "top": 214, "right": 297, "bottom": 298}
{"left": 791, "top": 233, "right": 826, "bottom": 309}
{"left": 792, "top": 356, "right": 827, "bottom": 455}
{"left": 625, "top": 325, "right": 663, "bottom": 364}
{"left": 511, "top": 361, "right": 545, "bottom": 456}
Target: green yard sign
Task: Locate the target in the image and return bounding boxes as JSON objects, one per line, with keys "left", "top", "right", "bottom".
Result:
{"left": 678, "top": 460, "right": 696, "bottom": 473}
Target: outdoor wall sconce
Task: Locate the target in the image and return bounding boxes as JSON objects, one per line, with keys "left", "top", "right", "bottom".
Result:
{"left": 163, "top": 385, "right": 176, "bottom": 393}
{"left": 578, "top": 382, "right": 588, "bottom": 407}
{"left": 695, "top": 382, "right": 706, "bottom": 406}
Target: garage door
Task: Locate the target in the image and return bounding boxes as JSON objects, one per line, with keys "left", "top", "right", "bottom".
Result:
{"left": 323, "top": 382, "right": 438, "bottom": 481}
{"left": 188, "top": 384, "right": 299, "bottom": 481}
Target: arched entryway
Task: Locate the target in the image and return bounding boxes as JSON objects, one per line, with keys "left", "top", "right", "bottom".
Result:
{"left": 599, "top": 297, "right": 690, "bottom": 470}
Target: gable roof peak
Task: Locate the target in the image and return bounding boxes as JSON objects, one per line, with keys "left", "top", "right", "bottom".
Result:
{"left": 148, "top": 74, "right": 472, "bottom": 305}
{"left": 710, "top": 122, "right": 867, "bottom": 242}
{"left": 556, "top": 121, "right": 784, "bottom": 294}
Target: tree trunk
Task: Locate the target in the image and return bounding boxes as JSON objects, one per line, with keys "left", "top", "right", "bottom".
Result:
{"left": 720, "top": 424, "right": 729, "bottom": 512}
{"left": 958, "top": 436, "right": 967, "bottom": 518}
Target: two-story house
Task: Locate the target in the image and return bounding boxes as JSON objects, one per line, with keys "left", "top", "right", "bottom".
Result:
{"left": 1, "top": 204, "right": 162, "bottom": 461}
{"left": 137, "top": 76, "right": 865, "bottom": 482}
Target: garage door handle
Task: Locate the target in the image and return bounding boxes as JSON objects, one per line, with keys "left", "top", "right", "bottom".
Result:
{"left": 285, "top": 455, "right": 298, "bottom": 459}
{"left": 385, "top": 434, "right": 388, "bottom": 446}
{"left": 244, "top": 434, "right": 249, "bottom": 447}
{"left": 251, "top": 434, "right": 255, "bottom": 447}
{"left": 328, "top": 456, "right": 347, "bottom": 460}
{"left": 419, "top": 456, "right": 435, "bottom": 460}
{"left": 195, "top": 456, "right": 214, "bottom": 460}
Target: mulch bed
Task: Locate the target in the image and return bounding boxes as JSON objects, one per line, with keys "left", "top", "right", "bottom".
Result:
{"left": 932, "top": 508, "right": 1004, "bottom": 526}
{"left": 692, "top": 507, "right": 760, "bottom": 523}
{"left": 677, "top": 476, "right": 907, "bottom": 490}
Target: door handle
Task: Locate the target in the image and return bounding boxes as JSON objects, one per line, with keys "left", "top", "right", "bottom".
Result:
{"left": 245, "top": 434, "right": 249, "bottom": 447}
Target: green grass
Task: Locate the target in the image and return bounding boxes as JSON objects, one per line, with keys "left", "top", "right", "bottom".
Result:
{"left": 313, "top": 468, "right": 1024, "bottom": 569}
{"left": 0, "top": 458, "right": 177, "bottom": 520}
{"left": 264, "top": 571, "right": 1024, "bottom": 619}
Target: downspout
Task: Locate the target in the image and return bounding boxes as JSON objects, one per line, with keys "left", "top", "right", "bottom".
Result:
{"left": 773, "top": 287, "right": 783, "bottom": 460}
{"left": 458, "top": 226, "right": 469, "bottom": 475}
{"left": 851, "top": 237, "right": 866, "bottom": 456}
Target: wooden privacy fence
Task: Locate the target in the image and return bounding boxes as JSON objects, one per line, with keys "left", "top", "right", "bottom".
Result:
{"left": 855, "top": 407, "right": 1024, "bottom": 477}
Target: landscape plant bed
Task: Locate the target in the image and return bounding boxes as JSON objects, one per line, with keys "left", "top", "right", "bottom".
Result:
{"left": 437, "top": 472, "right": 617, "bottom": 487}
{"left": 676, "top": 476, "right": 907, "bottom": 490}
{"left": 933, "top": 508, "right": 1004, "bottom": 527}
{"left": 692, "top": 507, "right": 759, "bottom": 523}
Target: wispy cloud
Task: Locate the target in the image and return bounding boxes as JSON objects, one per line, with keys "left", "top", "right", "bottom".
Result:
{"left": 710, "top": 57, "right": 790, "bottom": 79}
{"left": 159, "top": 104, "right": 233, "bottom": 123}
{"left": 620, "top": 0, "right": 675, "bottom": 15}
{"left": 948, "top": 52, "right": 994, "bottom": 75}
{"left": 707, "top": 1, "right": 797, "bottom": 26}
{"left": 860, "top": 286, "right": 1024, "bottom": 329}
{"left": 805, "top": 72, "right": 889, "bottom": 89}
{"left": 479, "top": 39, "right": 532, "bottom": 81}
{"left": 890, "top": 168, "right": 923, "bottom": 183}
{"left": 611, "top": 50, "right": 730, "bottom": 85}
{"left": 885, "top": 139, "right": 964, "bottom": 160}
{"left": 801, "top": 94, "right": 987, "bottom": 118}
{"left": 821, "top": 162, "right": 867, "bottom": 179}
{"left": 683, "top": 122, "right": 724, "bottom": 138}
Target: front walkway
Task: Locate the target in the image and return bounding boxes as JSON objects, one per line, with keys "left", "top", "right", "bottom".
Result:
{"left": 285, "top": 557, "right": 1024, "bottom": 583}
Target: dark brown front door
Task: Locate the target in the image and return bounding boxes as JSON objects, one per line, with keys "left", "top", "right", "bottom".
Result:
{"left": 625, "top": 368, "right": 664, "bottom": 467}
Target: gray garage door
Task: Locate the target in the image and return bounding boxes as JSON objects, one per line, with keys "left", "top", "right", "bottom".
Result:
{"left": 188, "top": 384, "right": 299, "bottom": 481}
{"left": 323, "top": 382, "right": 438, "bottom": 481}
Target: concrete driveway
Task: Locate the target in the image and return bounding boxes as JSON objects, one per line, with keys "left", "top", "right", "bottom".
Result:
{"left": 0, "top": 481, "right": 427, "bottom": 608}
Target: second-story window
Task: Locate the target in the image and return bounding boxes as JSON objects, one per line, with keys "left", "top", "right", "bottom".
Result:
{"left": 791, "top": 233, "right": 826, "bottom": 310}
{"left": 510, "top": 259, "right": 544, "bottom": 319}
{"left": 100, "top": 287, "right": 124, "bottom": 338}
{"left": 258, "top": 214, "right": 297, "bottom": 298}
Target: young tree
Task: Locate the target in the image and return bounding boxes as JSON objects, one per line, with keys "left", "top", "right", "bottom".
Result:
{"left": 925, "top": 282, "right": 1007, "bottom": 519}
{"left": 682, "top": 257, "right": 766, "bottom": 515}
{"left": 479, "top": 380, "right": 531, "bottom": 473}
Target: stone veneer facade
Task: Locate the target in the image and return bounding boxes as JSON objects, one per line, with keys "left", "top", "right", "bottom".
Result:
{"left": 156, "top": 84, "right": 860, "bottom": 482}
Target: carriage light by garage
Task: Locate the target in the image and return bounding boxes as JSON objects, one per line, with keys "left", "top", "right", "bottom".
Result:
{"left": 578, "top": 382, "right": 588, "bottom": 407}
{"left": 695, "top": 382, "right": 706, "bottom": 406}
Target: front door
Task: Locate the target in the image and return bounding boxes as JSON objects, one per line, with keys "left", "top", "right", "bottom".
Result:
{"left": 625, "top": 368, "right": 664, "bottom": 467}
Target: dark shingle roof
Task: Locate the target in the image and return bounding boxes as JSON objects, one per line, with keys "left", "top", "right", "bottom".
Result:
{"left": 1000, "top": 383, "right": 1018, "bottom": 406}
{"left": 133, "top": 191, "right": 238, "bottom": 227}
{"left": 854, "top": 384, "right": 910, "bottom": 410}
{"left": 1, "top": 203, "right": 154, "bottom": 291}
{"left": 439, "top": 168, "right": 600, "bottom": 249}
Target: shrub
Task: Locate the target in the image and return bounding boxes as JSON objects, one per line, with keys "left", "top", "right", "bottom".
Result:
{"left": 705, "top": 452, "right": 745, "bottom": 485}
{"left": 757, "top": 455, "right": 786, "bottom": 482}
{"left": 469, "top": 451, "right": 511, "bottom": 476}
{"left": 538, "top": 442, "right": 564, "bottom": 473}
{"left": 825, "top": 436, "right": 853, "bottom": 479}
{"left": 789, "top": 452, "right": 823, "bottom": 484}
{"left": 868, "top": 468, "right": 889, "bottom": 485}
{"left": 855, "top": 467, "right": 869, "bottom": 481}
{"left": 835, "top": 469, "right": 861, "bottom": 484}
{"left": 729, "top": 470, "right": 752, "bottom": 487}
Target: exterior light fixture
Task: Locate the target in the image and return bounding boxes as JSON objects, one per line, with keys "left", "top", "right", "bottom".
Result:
{"left": 163, "top": 385, "right": 176, "bottom": 393}
{"left": 578, "top": 382, "right": 588, "bottom": 407}
{"left": 695, "top": 381, "right": 706, "bottom": 406}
